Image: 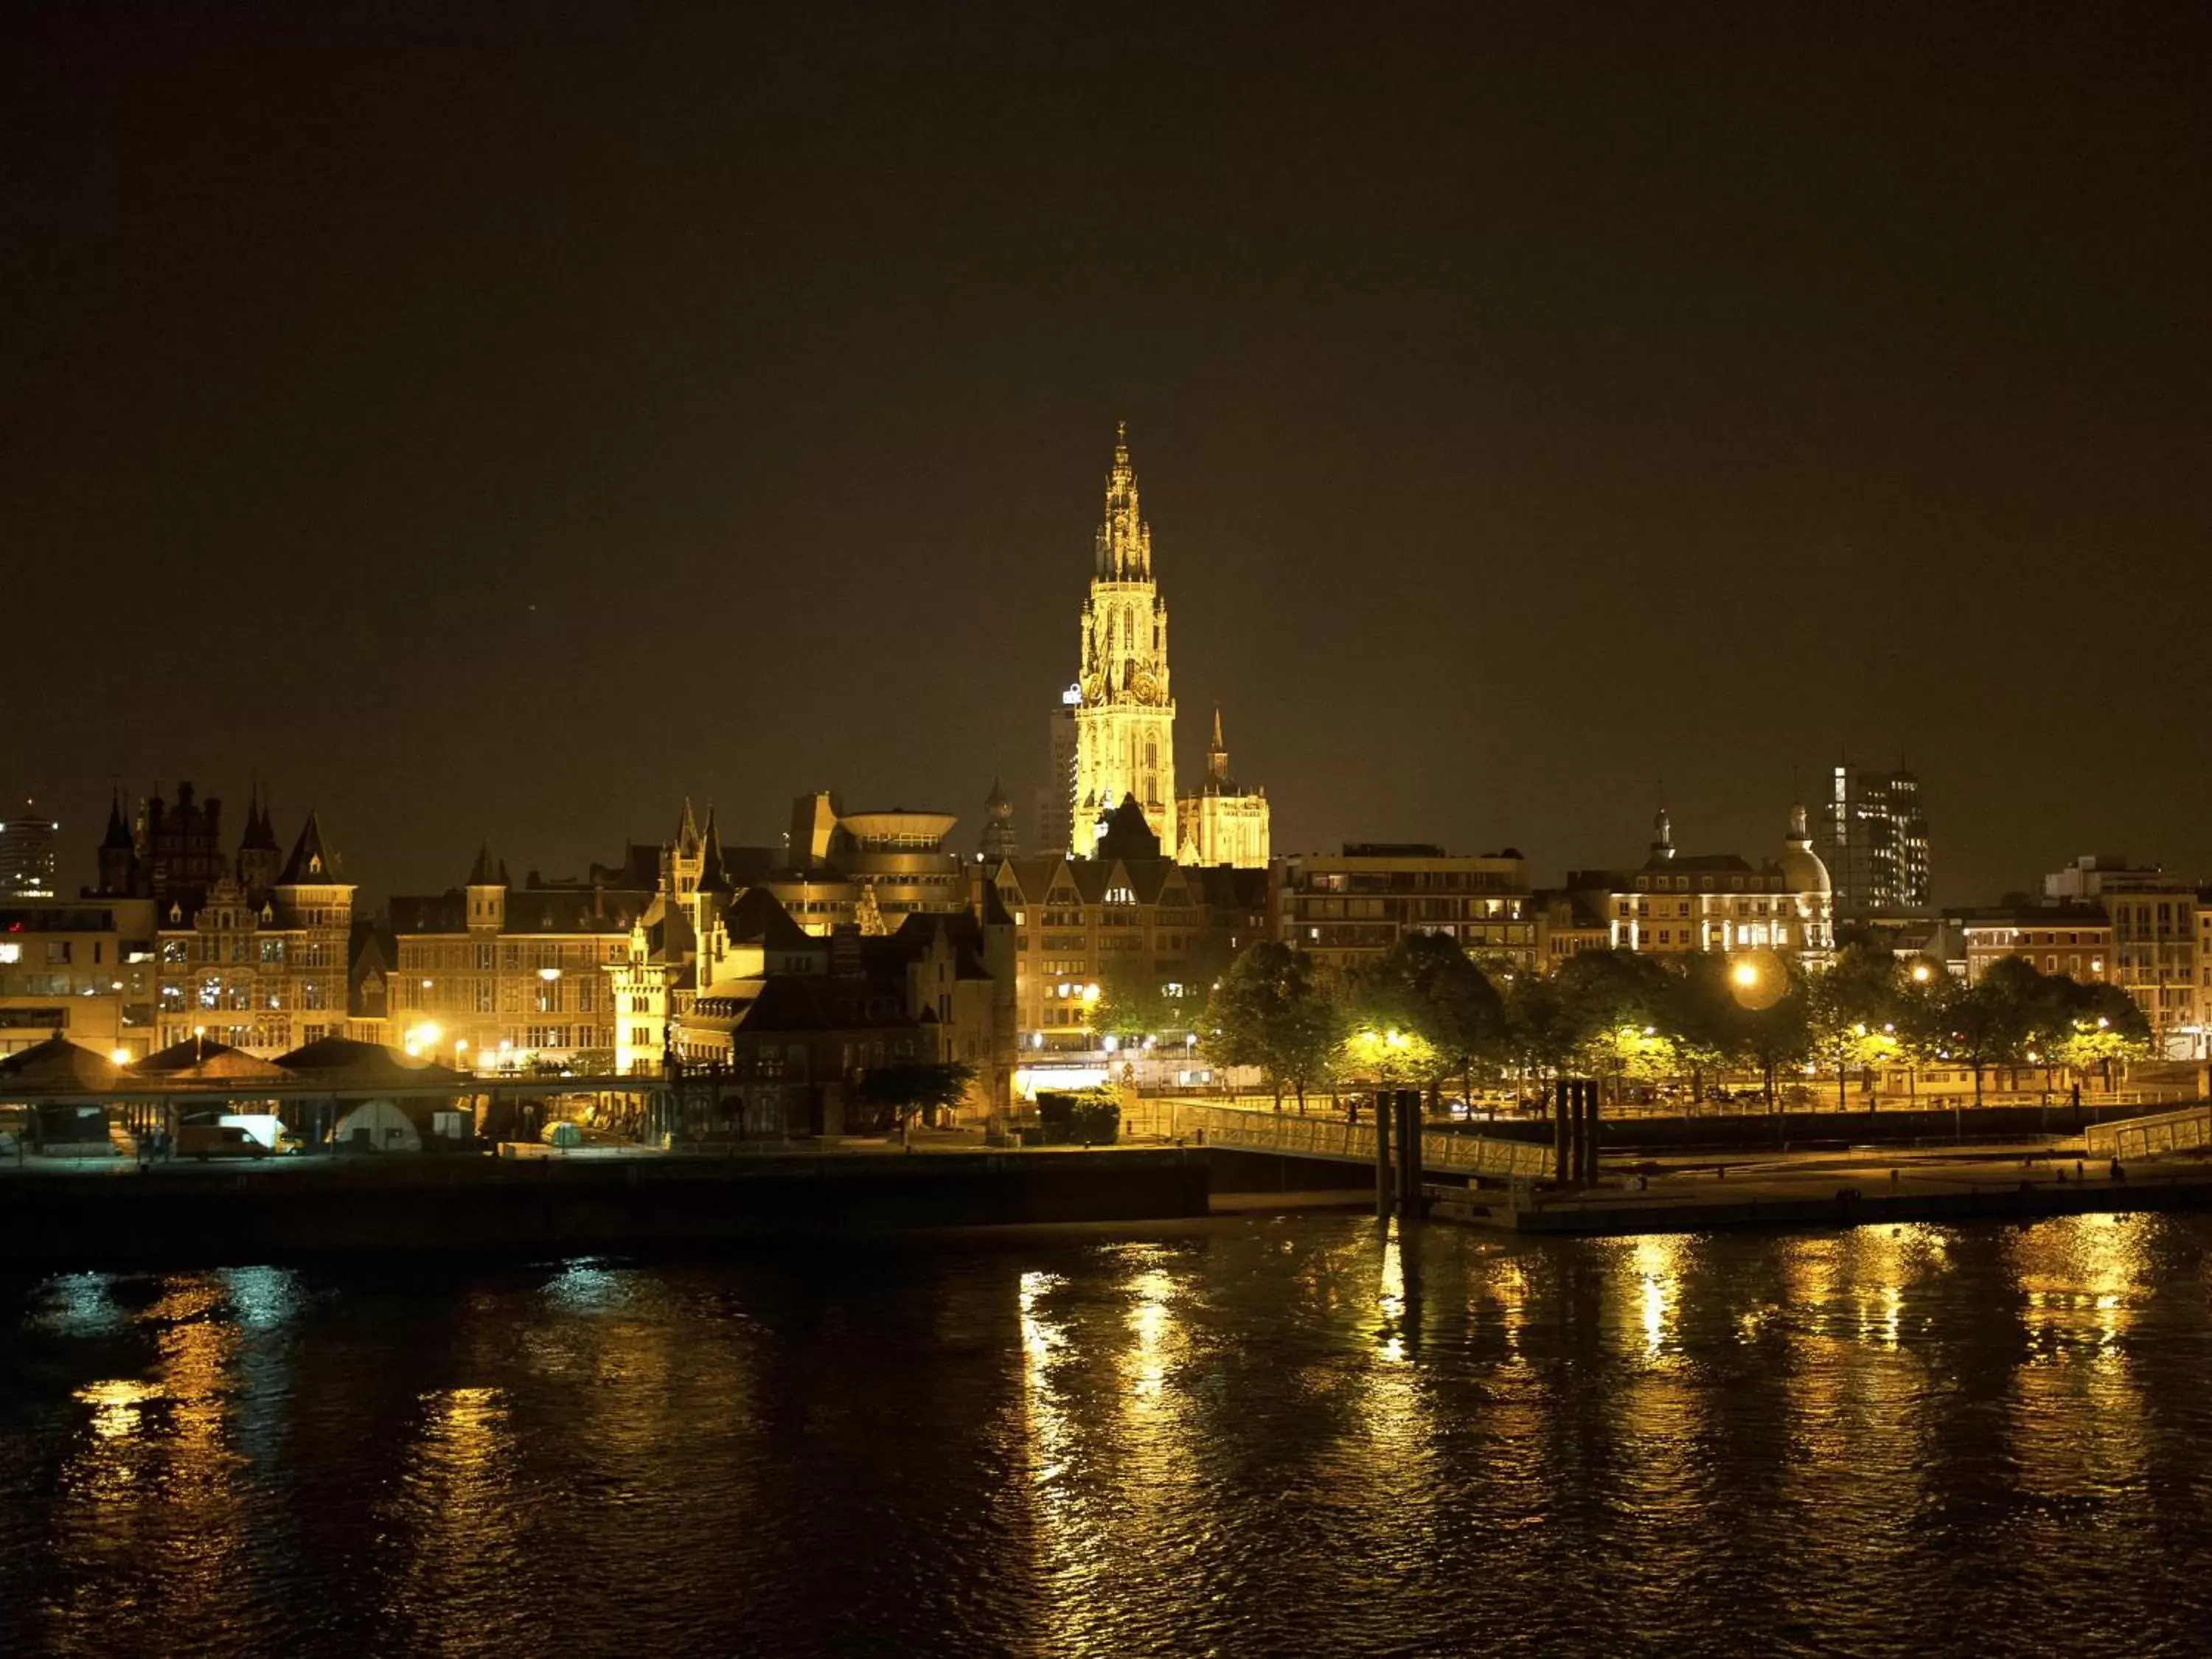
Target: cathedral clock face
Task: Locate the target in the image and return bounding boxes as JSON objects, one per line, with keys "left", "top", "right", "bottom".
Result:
{"left": 1080, "top": 672, "right": 1104, "bottom": 704}
{"left": 1132, "top": 669, "right": 1158, "bottom": 703}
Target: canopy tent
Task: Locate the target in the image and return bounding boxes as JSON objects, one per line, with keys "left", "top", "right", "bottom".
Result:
{"left": 274, "top": 1036, "right": 467, "bottom": 1093}
{"left": 0, "top": 1035, "right": 125, "bottom": 1096}
{"left": 331, "top": 1099, "right": 424, "bottom": 1152}
{"left": 133, "top": 1037, "right": 291, "bottom": 1085}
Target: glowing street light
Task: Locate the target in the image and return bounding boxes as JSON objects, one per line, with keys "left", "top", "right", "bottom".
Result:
{"left": 1732, "top": 961, "right": 1760, "bottom": 990}
{"left": 1911, "top": 962, "right": 1933, "bottom": 984}
{"left": 110, "top": 1048, "right": 131, "bottom": 1066}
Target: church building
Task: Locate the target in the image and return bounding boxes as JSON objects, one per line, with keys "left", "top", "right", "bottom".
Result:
{"left": 1051, "top": 425, "right": 1270, "bottom": 868}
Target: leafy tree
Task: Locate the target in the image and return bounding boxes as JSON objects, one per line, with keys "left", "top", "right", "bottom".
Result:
{"left": 2041, "top": 977, "right": 2152, "bottom": 1089}
{"left": 1500, "top": 972, "right": 1581, "bottom": 1095}
{"left": 853, "top": 1061, "right": 977, "bottom": 1133}
{"left": 1343, "top": 933, "right": 1505, "bottom": 1109}
{"left": 1553, "top": 950, "right": 1674, "bottom": 1103}
{"left": 1917, "top": 957, "right": 2041, "bottom": 1112}
{"left": 1091, "top": 956, "right": 1169, "bottom": 1041}
{"left": 1658, "top": 957, "right": 1740, "bottom": 1104}
{"left": 1729, "top": 971, "right": 1812, "bottom": 1113}
{"left": 1805, "top": 944, "right": 1905, "bottom": 1110}
{"left": 1205, "top": 942, "right": 1342, "bottom": 1112}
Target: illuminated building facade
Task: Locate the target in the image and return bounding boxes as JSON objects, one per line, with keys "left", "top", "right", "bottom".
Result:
{"left": 150, "top": 808, "right": 356, "bottom": 1056}
{"left": 984, "top": 796, "right": 1265, "bottom": 1052}
{"left": 1604, "top": 805, "right": 1834, "bottom": 964}
{"left": 0, "top": 896, "right": 156, "bottom": 1059}
{"left": 1068, "top": 426, "right": 1178, "bottom": 858}
{"left": 1272, "top": 844, "right": 1536, "bottom": 975}
{"left": 759, "top": 793, "right": 970, "bottom": 935}
{"left": 386, "top": 843, "right": 647, "bottom": 1070}
{"left": 2042, "top": 857, "right": 2202, "bottom": 1055}
{"left": 1819, "top": 765, "right": 1930, "bottom": 920}
{"left": 1942, "top": 902, "right": 2112, "bottom": 987}
{"left": 1176, "top": 707, "right": 1270, "bottom": 869}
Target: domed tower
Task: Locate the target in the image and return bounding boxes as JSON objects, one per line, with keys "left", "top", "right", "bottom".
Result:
{"left": 979, "top": 778, "right": 1018, "bottom": 862}
{"left": 1778, "top": 802, "right": 1834, "bottom": 961}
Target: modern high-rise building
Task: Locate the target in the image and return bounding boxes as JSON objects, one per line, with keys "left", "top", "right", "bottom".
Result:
{"left": 1068, "top": 425, "right": 1178, "bottom": 858}
{"left": 1037, "top": 692, "right": 1079, "bottom": 856}
{"left": 0, "top": 799, "right": 59, "bottom": 899}
{"left": 1818, "top": 765, "right": 1930, "bottom": 921}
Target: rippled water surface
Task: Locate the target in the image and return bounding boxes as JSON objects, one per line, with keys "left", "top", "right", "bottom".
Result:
{"left": 6, "top": 1214, "right": 2212, "bottom": 1657}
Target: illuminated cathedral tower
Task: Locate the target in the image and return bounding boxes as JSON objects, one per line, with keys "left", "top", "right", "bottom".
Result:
{"left": 1068, "top": 424, "right": 1177, "bottom": 858}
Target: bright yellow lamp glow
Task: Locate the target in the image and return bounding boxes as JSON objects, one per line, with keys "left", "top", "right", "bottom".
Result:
{"left": 110, "top": 1048, "right": 131, "bottom": 1066}
{"left": 1732, "top": 961, "right": 1759, "bottom": 988}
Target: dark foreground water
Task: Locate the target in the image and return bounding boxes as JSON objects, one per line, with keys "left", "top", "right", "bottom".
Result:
{"left": 4, "top": 1214, "right": 2211, "bottom": 1658}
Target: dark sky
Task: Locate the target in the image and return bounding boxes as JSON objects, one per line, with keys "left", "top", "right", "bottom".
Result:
{"left": 9, "top": 3, "right": 2208, "bottom": 903}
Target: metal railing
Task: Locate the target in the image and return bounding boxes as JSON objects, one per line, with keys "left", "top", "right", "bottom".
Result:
{"left": 2084, "top": 1105, "right": 2212, "bottom": 1161}
{"left": 1161, "top": 1100, "right": 1554, "bottom": 1181}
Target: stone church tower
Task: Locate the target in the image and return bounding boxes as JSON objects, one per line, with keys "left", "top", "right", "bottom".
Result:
{"left": 1070, "top": 424, "right": 1177, "bottom": 858}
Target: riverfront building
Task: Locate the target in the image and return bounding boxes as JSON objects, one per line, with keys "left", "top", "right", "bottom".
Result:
{"left": 985, "top": 794, "right": 1267, "bottom": 1053}
{"left": 1270, "top": 844, "right": 1537, "bottom": 975}
{"left": 1599, "top": 804, "right": 1835, "bottom": 965}
{"left": 0, "top": 895, "right": 156, "bottom": 1060}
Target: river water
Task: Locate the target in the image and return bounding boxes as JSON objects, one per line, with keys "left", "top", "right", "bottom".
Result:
{"left": 4, "top": 1212, "right": 2211, "bottom": 1658}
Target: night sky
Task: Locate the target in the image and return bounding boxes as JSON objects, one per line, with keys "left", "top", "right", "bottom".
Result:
{"left": 10, "top": 4, "right": 2208, "bottom": 903}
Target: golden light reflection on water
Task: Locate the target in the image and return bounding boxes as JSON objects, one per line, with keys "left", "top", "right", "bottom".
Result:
{"left": 2006, "top": 1215, "right": 2153, "bottom": 1506}
{"left": 1377, "top": 1222, "right": 1408, "bottom": 1365}
{"left": 49, "top": 1270, "right": 291, "bottom": 1642}
{"left": 75, "top": 1377, "right": 161, "bottom": 1441}
{"left": 1630, "top": 1234, "right": 1683, "bottom": 1360}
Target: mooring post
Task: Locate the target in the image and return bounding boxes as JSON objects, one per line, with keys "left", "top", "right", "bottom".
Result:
{"left": 1374, "top": 1091, "right": 1394, "bottom": 1218}
{"left": 1578, "top": 1079, "right": 1600, "bottom": 1186}
{"left": 1554, "top": 1077, "right": 1573, "bottom": 1188}
{"left": 1398, "top": 1088, "right": 1425, "bottom": 1216}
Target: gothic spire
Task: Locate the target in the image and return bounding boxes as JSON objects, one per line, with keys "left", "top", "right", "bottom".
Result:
{"left": 698, "top": 806, "right": 731, "bottom": 893}
{"left": 1095, "top": 420, "right": 1151, "bottom": 580}
{"left": 101, "top": 789, "right": 133, "bottom": 852}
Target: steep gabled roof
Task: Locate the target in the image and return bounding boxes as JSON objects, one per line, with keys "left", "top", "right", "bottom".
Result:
{"left": 698, "top": 808, "right": 733, "bottom": 894}
{"left": 278, "top": 811, "right": 344, "bottom": 884}
{"left": 723, "top": 885, "right": 814, "bottom": 951}
{"left": 0, "top": 1035, "right": 124, "bottom": 1093}
{"left": 468, "top": 842, "right": 501, "bottom": 885}
{"left": 240, "top": 786, "right": 280, "bottom": 853}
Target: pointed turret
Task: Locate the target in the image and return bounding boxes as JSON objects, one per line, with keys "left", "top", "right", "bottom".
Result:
{"left": 467, "top": 841, "right": 507, "bottom": 929}
{"left": 675, "top": 796, "right": 703, "bottom": 855}
{"left": 94, "top": 787, "right": 142, "bottom": 897}
{"left": 697, "top": 807, "right": 732, "bottom": 894}
{"left": 101, "top": 790, "right": 132, "bottom": 852}
{"left": 236, "top": 782, "right": 283, "bottom": 891}
{"left": 277, "top": 810, "right": 341, "bottom": 885}
{"left": 1207, "top": 705, "right": 1232, "bottom": 787}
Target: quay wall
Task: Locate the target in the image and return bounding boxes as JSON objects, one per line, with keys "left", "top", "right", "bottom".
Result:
{"left": 0, "top": 1150, "right": 1211, "bottom": 1272}
{"left": 1463, "top": 1101, "right": 2172, "bottom": 1154}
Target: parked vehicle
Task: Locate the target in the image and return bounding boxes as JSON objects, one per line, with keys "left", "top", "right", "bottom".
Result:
{"left": 177, "top": 1123, "right": 269, "bottom": 1161}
